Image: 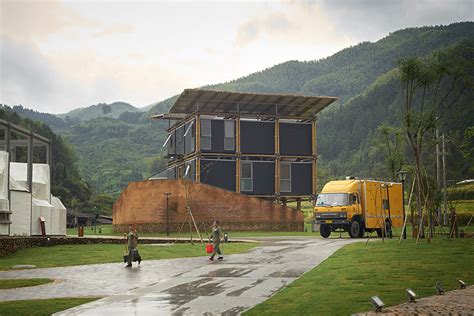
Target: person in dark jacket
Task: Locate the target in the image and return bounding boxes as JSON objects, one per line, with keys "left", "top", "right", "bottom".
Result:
{"left": 126, "top": 224, "right": 138, "bottom": 267}
{"left": 209, "top": 220, "right": 223, "bottom": 261}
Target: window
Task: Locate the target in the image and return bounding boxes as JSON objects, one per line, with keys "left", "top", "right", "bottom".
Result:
{"left": 241, "top": 161, "right": 253, "bottom": 191}
{"left": 201, "top": 119, "right": 211, "bottom": 150}
{"left": 184, "top": 121, "right": 195, "bottom": 154}
{"left": 0, "top": 212, "right": 10, "bottom": 223}
{"left": 316, "top": 193, "right": 350, "bottom": 206}
{"left": 280, "top": 162, "right": 291, "bottom": 193}
{"left": 224, "top": 120, "right": 235, "bottom": 151}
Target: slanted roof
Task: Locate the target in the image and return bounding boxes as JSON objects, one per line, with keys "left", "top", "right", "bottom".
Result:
{"left": 166, "top": 89, "right": 338, "bottom": 118}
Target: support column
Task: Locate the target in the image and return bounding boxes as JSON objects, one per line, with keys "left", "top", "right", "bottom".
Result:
{"left": 274, "top": 118, "right": 280, "bottom": 197}
{"left": 236, "top": 116, "right": 241, "bottom": 193}
{"left": 196, "top": 156, "right": 200, "bottom": 182}
{"left": 27, "top": 134, "right": 33, "bottom": 193}
{"left": 311, "top": 119, "right": 317, "bottom": 195}
{"left": 195, "top": 115, "right": 201, "bottom": 183}
{"left": 236, "top": 158, "right": 241, "bottom": 193}
{"left": 195, "top": 114, "right": 201, "bottom": 153}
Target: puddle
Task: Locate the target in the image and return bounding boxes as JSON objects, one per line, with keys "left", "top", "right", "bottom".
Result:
{"left": 222, "top": 305, "right": 247, "bottom": 315}
{"left": 226, "top": 279, "right": 264, "bottom": 296}
{"left": 268, "top": 269, "right": 304, "bottom": 278}
{"left": 200, "top": 268, "right": 253, "bottom": 278}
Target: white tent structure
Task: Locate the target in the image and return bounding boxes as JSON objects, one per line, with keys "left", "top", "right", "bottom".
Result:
{"left": 0, "top": 158, "right": 67, "bottom": 236}
{"left": 0, "top": 120, "right": 66, "bottom": 236}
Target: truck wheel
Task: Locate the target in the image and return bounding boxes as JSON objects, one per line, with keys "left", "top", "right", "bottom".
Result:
{"left": 320, "top": 224, "right": 331, "bottom": 238}
{"left": 348, "top": 220, "right": 361, "bottom": 238}
{"left": 386, "top": 221, "right": 393, "bottom": 239}
{"left": 358, "top": 222, "right": 365, "bottom": 238}
{"left": 376, "top": 229, "right": 383, "bottom": 237}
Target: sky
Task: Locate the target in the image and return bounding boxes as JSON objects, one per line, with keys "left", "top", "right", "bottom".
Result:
{"left": 0, "top": 0, "right": 473, "bottom": 114}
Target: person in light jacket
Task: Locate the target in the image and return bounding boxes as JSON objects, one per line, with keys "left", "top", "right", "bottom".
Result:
{"left": 126, "top": 224, "right": 138, "bottom": 267}
{"left": 209, "top": 220, "right": 224, "bottom": 261}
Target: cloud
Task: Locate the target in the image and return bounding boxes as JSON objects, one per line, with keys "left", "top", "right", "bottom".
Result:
{"left": 319, "top": 0, "right": 474, "bottom": 40}
{"left": 0, "top": 36, "right": 64, "bottom": 108}
{"left": 94, "top": 24, "right": 134, "bottom": 38}
{"left": 0, "top": 0, "right": 99, "bottom": 41}
{"left": 234, "top": 3, "right": 347, "bottom": 48}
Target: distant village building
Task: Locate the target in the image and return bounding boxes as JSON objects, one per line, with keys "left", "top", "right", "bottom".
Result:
{"left": 0, "top": 120, "right": 66, "bottom": 236}
{"left": 113, "top": 89, "right": 337, "bottom": 232}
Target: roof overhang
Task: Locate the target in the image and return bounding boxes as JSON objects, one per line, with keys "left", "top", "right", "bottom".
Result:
{"left": 163, "top": 89, "right": 338, "bottom": 119}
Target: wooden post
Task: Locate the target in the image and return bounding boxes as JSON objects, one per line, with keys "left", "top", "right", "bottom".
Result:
{"left": 236, "top": 158, "right": 241, "bottom": 193}
{"left": 195, "top": 114, "right": 201, "bottom": 154}
{"left": 275, "top": 118, "right": 280, "bottom": 197}
{"left": 236, "top": 116, "right": 241, "bottom": 193}
{"left": 311, "top": 119, "right": 317, "bottom": 194}
{"left": 236, "top": 116, "right": 241, "bottom": 154}
{"left": 196, "top": 156, "right": 200, "bottom": 183}
{"left": 195, "top": 115, "right": 201, "bottom": 183}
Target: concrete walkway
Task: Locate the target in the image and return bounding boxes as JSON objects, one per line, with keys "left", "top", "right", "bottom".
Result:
{"left": 0, "top": 237, "right": 355, "bottom": 315}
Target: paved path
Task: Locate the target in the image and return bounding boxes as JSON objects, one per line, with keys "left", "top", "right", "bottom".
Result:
{"left": 0, "top": 237, "right": 355, "bottom": 315}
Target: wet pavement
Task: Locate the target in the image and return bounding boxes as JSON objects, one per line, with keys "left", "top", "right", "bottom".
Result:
{"left": 0, "top": 237, "right": 356, "bottom": 315}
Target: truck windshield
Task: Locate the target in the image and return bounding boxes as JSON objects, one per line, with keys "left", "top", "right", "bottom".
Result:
{"left": 316, "top": 193, "right": 350, "bottom": 206}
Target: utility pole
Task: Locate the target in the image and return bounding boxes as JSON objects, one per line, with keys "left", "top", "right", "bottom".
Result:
{"left": 165, "top": 192, "right": 171, "bottom": 236}
{"left": 442, "top": 134, "right": 447, "bottom": 226}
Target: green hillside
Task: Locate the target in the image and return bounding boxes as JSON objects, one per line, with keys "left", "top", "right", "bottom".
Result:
{"left": 150, "top": 22, "right": 473, "bottom": 113}
{"left": 10, "top": 22, "right": 474, "bottom": 198}
{"left": 58, "top": 101, "right": 142, "bottom": 122}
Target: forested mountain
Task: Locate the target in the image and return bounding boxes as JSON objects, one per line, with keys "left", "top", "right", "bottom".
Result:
{"left": 150, "top": 22, "right": 474, "bottom": 113}
{"left": 8, "top": 22, "right": 474, "bottom": 199}
{"left": 58, "top": 101, "right": 143, "bottom": 122}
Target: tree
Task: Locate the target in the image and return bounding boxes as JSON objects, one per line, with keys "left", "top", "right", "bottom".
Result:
{"left": 102, "top": 105, "right": 112, "bottom": 115}
{"left": 398, "top": 42, "right": 473, "bottom": 238}
{"left": 375, "top": 124, "right": 405, "bottom": 180}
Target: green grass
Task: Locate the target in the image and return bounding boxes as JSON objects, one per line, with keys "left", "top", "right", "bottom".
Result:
{"left": 0, "top": 278, "right": 54, "bottom": 290}
{"left": 0, "top": 242, "right": 257, "bottom": 270}
{"left": 0, "top": 297, "right": 100, "bottom": 316}
{"left": 245, "top": 238, "right": 474, "bottom": 316}
{"left": 454, "top": 200, "right": 474, "bottom": 214}
{"left": 67, "top": 224, "right": 323, "bottom": 238}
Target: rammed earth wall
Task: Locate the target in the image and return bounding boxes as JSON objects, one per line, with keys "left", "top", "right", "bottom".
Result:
{"left": 113, "top": 179, "right": 304, "bottom": 233}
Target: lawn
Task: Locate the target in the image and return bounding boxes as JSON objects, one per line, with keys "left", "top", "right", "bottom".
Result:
{"left": 0, "top": 297, "right": 100, "bottom": 316}
{"left": 245, "top": 238, "right": 474, "bottom": 316}
{"left": 67, "top": 224, "right": 324, "bottom": 238}
{"left": 0, "top": 242, "right": 257, "bottom": 270}
{"left": 454, "top": 200, "right": 474, "bottom": 214}
{"left": 0, "top": 278, "right": 54, "bottom": 290}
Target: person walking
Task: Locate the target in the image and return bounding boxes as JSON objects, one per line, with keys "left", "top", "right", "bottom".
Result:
{"left": 126, "top": 224, "right": 139, "bottom": 267}
{"left": 209, "top": 220, "right": 224, "bottom": 261}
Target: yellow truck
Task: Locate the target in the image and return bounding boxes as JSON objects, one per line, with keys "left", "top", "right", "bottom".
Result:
{"left": 314, "top": 179, "right": 404, "bottom": 238}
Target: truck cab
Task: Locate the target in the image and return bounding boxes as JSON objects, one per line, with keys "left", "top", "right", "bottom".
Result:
{"left": 314, "top": 179, "right": 403, "bottom": 238}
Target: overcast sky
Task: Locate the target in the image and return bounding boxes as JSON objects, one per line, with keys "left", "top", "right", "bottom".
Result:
{"left": 1, "top": 0, "right": 473, "bottom": 114}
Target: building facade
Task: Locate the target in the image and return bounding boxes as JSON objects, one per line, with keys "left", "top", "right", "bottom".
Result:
{"left": 153, "top": 89, "right": 337, "bottom": 203}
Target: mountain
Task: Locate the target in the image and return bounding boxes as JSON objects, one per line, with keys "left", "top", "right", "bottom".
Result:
{"left": 58, "top": 101, "right": 142, "bottom": 122}
{"left": 10, "top": 22, "right": 474, "bottom": 196}
{"left": 8, "top": 105, "right": 69, "bottom": 131}
{"left": 150, "top": 22, "right": 474, "bottom": 114}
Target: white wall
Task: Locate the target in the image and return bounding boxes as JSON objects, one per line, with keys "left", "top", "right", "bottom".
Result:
{"left": 9, "top": 191, "right": 32, "bottom": 236}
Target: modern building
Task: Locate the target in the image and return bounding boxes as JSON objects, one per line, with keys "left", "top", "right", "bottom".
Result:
{"left": 153, "top": 89, "right": 337, "bottom": 203}
{"left": 0, "top": 120, "right": 66, "bottom": 236}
